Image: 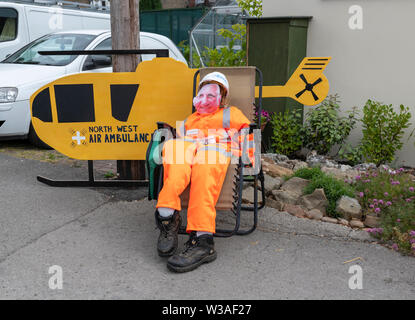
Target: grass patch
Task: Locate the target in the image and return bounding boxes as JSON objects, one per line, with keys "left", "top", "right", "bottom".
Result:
{"left": 293, "top": 167, "right": 356, "bottom": 218}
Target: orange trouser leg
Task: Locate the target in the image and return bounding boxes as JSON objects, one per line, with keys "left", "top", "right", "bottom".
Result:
{"left": 186, "top": 145, "right": 230, "bottom": 233}
{"left": 156, "top": 139, "right": 197, "bottom": 211}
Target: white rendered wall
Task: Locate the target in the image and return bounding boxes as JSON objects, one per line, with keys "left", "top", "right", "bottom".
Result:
{"left": 263, "top": 0, "right": 415, "bottom": 167}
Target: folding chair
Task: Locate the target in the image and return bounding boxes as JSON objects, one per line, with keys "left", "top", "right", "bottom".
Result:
{"left": 146, "top": 66, "right": 266, "bottom": 237}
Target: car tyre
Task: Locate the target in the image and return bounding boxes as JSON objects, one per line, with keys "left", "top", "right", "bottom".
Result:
{"left": 28, "top": 123, "right": 52, "bottom": 149}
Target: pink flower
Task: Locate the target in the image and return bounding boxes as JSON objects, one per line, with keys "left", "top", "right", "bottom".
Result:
{"left": 359, "top": 192, "right": 364, "bottom": 198}
{"left": 384, "top": 192, "right": 389, "bottom": 197}
{"left": 355, "top": 175, "right": 361, "bottom": 180}
{"left": 392, "top": 243, "right": 399, "bottom": 251}
{"left": 410, "top": 230, "right": 415, "bottom": 237}
{"left": 386, "top": 201, "right": 392, "bottom": 206}
{"left": 406, "top": 198, "right": 412, "bottom": 202}
{"left": 369, "top": 204, "right": 374, "bottom": 209}
{"left": 409, "top": 187, "right": 414, "bottom": 192}
{"left": 378, "top": 199, "right": 384, "bottom": 205}
{"left": 375, "top": 208, "right": 381, "bottom": 213}
{"left": 396, "top": 219, "right": 401, "bottom": 223}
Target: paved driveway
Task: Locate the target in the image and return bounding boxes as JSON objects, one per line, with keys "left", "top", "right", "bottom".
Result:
{"left": 0, "top": 152, "right": 414, "bottom": 300}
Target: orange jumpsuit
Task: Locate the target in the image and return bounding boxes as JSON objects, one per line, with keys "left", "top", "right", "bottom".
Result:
{"left": 156, "top": 106, "right": 252, "bottom": 233}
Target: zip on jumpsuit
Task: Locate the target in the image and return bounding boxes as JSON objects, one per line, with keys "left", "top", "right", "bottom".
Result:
{"left": 156, "top": 106, "right": 254, "bottom": 234}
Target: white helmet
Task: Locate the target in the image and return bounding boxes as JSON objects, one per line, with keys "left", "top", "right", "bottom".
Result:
{"left": 198, "top": 71, "right": 229, "bottom": 98}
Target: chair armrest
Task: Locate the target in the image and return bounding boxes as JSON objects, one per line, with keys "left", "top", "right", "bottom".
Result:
{"left": 249, "top": 123, "right": 257, "bottom": 134}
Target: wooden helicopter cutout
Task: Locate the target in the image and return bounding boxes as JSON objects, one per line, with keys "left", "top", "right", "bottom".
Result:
{"left": 30, "top": 56, "right": 331, "bottom": 160}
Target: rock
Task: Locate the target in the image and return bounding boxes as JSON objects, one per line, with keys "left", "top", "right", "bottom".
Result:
{"left": 337, "top": 218, "right": 349, "bottom": 226}
{"left": 272, "top": 190, "right": 301, "bottom": 205}
{"left": 293, "top": 161, "right": 308, "bottom": 172}
{"left": 262, "top": 174, "right": 283, "bottom": 195}
{"left": 261, "top": 159, "right": 294, "bottom": 178}
{"left": 354, "top": 163, "right": 377, "bottom": 171}
{"left": 306, "top": 209, "right": 324, "bottom": 220}
{"left": 321, "top": 167, "right": 360, "bottom": 181}
{"left": 275, "top": 162, "right": 294, "bottom": 170}
{"left": 283, "top": 204, "right": 307, "bottom": 218}
{"left": 336, "top": 196, "right": 362, "bottom": 220}
{"left": 280, "top": 177, "right": 310, "bottom": 196}
{"left": 339, "top": 164, "right": 352, "bottom": 172}
{"left": 306, "top": 151, "right": 337, "bottom": 168}
{"left": 321, "top": 217, "right": 338, "bottom": 224}
{"left": 306, "top": 152, "right": 327, "bottom": 168}
{"left": 379, "top": 164, "right": 391, "bottom": 172}
{"left": 242, "top": 186, "right": 262, "bottom": 204}
{"left": 298, "top": 188, "right": 328, "bottom": 214}
{"left": 262, "top": 153, "right": 289, "bottom": 163}
{"left": 294, "top": 147, "right": 310, "bottom": 160}
{"left": 363, "top": 214, "right": 381, "bottom": 228}
{"left": 350, "top": 219, "right": 365, "bottom": 229}
{"left": 265, "top": 197, "right": 284, "bottom": 211}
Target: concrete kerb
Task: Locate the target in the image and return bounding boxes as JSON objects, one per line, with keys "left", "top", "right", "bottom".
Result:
{"left": 216, "top": 206, "right": 374, "bottom": 243}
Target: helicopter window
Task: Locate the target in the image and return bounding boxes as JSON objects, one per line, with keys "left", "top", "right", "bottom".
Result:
{"left": 110, "top": 84, "right": 139, "bottom": 122}
{"left": 32, "top": 88, "right": 52, "bottom": 122}
{"left": 54, "top": 84, "right": 95, "bottom": 123}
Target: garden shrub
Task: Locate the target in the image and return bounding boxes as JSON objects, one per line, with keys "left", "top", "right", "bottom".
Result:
{"left": 293, "top": 167, "right": 355, "bottom": 218}
{"left": 337, "top": 143, "right": 363, "bottom": 166}
{"left": 360, "top": 100, "right": 411, "bottom": 166}
{"left": 302, "top": 95, "right": 358, "bottom": 156}
{"left": 270, "top": 108, "right": 303, "bottom": 158}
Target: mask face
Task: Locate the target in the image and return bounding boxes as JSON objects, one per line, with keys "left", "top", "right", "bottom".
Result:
{"left": 193, "top": 84, "right": 221, "bottom": 114}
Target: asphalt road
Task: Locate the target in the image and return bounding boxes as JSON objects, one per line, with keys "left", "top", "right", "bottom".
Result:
{"left": 0, "top": 152, "right": 414, "bottom": 300}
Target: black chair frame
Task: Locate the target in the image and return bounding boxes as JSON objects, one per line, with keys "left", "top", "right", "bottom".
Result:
{"left": 148, "top": 67, "right": 266, "bottom": 238}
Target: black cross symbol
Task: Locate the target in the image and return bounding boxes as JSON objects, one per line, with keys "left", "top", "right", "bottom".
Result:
{"left": 295, "top": 74, "right": 323, "bottom": 101}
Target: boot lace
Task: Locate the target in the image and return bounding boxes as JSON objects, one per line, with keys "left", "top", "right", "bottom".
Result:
{"left": 157, "top": 219, "right": 175, "bottom": 239}
{"left": 181, "top": 234, "right": 199, "bottom": 256}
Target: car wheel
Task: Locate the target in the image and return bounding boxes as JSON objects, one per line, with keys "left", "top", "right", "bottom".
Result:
{"left": 28, "top": 123, "right": 52, "bottom": 149}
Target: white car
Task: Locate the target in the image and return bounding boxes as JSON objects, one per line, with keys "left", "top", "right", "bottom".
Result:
{"left": 0, "top": 29, "right": 187, "bottom": 147}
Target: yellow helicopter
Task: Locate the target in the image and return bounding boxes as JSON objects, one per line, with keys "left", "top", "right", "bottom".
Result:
{"left": 30, "top": 56, "right": 330, "bottom": 160}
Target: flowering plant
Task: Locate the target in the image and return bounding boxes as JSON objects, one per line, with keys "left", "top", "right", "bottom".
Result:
{"left": 255, "top": 109, "right": 271, "bottom": 124}
{"left": 349, "top": 167, "right": 415, "bottom": 255}
{"left": 349, "top": 167, "right": 415, "bottom": 215}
